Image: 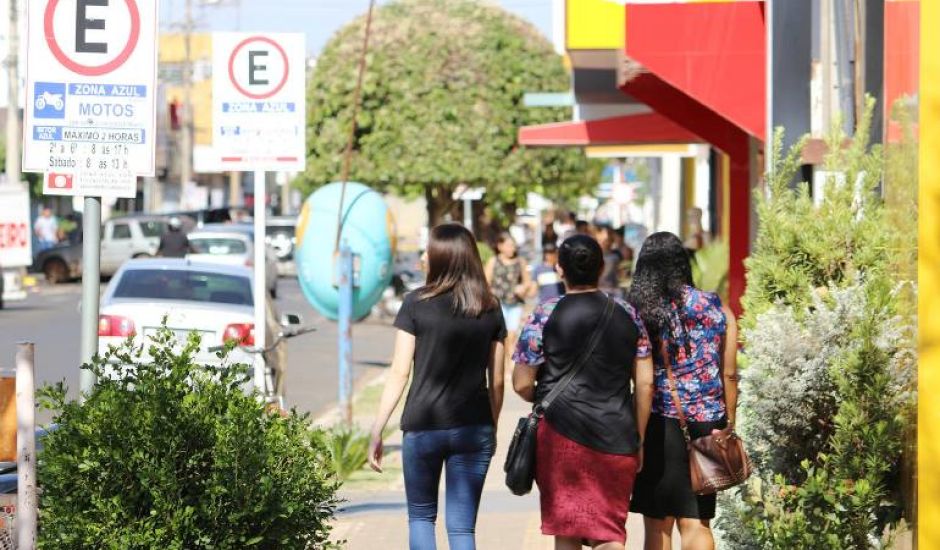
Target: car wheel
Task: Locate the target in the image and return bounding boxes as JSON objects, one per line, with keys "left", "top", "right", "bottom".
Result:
{"left": 133, "top": 253, "right": 151, "bottom": 259}
{"left": 43, "top": 259, "right": 68, "bottom": 284}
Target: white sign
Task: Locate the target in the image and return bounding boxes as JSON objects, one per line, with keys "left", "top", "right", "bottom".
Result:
{"left": 0, "top": 183, "right": 33, "bottom": 267}
{"left": 208, "top": 32, "right": 306, "bottom": 172}
{"left": 22, "top": 0, "right": 158, "bottom": 197}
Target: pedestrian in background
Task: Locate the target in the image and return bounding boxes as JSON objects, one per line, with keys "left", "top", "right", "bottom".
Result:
{"left": 369, "top": 223, "right": 506, "bottom": 550}
{"left": 596, "top": 224, "right": 624, "bottom": 299}
{"left": 513, "top": 234, "right": 655, "bottom": 550}
{"left": 627, "top": 232, "right": 739, "bottom": 550}
{"left": 554, "top": 211, "right": 576, "bottom": 243}
{"left": 485, "top": 232, "right": 532, "bottom": 357}
{"left": 33, "top": 207, "right": 59, "bottom": 252}
{"left": 157, "top": 217, "right": 190, "bottom": 258}
{"left": 532, "top": 242, "right": 565, "bottom": 303}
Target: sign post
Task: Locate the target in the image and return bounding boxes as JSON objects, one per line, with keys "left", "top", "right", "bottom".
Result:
{"left": 337, "top": 242, "right": 353, "bottom": 424}
{"left": 22, "top": 0, "right": 159, "bottom": 394}
{"left": 210, "top": 32, "right": 306, "bottom": 397}
{"left": 253, "top": 169, "right": 266, "bottom": 392}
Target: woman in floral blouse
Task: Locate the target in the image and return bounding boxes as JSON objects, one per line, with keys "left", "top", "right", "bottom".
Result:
{"left": 627, "top": 232, "right": 739, "bottom": 550}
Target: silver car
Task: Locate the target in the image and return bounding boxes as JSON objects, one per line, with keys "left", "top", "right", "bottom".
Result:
{"left": 97, "top": 259, "right": 290, "bottom": 399}
{"left": 185, "top": 224, "right": 278, "bottom": 298}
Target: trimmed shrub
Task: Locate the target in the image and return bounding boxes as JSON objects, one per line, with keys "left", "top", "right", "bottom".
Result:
{"left": 718, "top": 99, "right": 917, "bottom": 548}
{"left": 37, "top": 328, "right": 339, "bottom": 549}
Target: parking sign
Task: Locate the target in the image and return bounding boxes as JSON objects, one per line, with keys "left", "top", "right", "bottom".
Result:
{"left": 22, "top": 0, "right": 159, "bottom": 198}
{"left": 206, "top": 32, "right": 306, "bottom": 172}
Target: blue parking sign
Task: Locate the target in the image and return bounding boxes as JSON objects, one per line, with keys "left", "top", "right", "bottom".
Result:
{"left": 33, "top": 82, "right": 66, "bottom": 119}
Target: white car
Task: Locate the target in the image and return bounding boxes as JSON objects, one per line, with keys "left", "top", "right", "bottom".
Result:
{"left": 185, "top": 224, "right": 279, "bottom": 298}
{"left": 97, "top": 259, "right": 290, "bottom": 398}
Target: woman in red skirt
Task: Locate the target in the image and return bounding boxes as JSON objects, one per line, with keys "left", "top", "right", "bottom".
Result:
{"left": 512, "top": 234, "right": 656, "bottom": 550}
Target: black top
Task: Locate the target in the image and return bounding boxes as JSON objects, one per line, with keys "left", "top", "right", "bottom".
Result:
{"left": 394, "top": 290, "right": 507, "bottom": 431}
{"left": 517, "top": 292, "right": 650, "bottom": 455}
{"left": 158, "top": 232, "right": 190, "bottom": 258}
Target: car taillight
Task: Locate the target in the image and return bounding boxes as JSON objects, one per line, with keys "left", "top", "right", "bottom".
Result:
{"left": 98, "top": 315, "right": 136, "bottom": 337}
{"left": 223, "top": 323, "right": 254, "bottom": 346}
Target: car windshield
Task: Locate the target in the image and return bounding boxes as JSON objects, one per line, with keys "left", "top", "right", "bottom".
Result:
{"left": 112, "top": 269, "right": 252, "bottom": 306}
{"left": 189, "top": 237, "right": 247, "bottom": 255}
{"left": 139, "top": 220, "right": 166, "bottom": 238}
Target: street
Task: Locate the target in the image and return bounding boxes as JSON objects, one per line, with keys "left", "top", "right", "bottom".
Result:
{"left": 0, "top": 277, "right": 396, "bottom": 423}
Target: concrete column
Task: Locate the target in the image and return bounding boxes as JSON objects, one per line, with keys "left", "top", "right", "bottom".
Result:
{"left": 694, "top": 146, "right": 712, "bottom": 232}
{"left": 658, "top": 155, "right": 682, "bottom": 236}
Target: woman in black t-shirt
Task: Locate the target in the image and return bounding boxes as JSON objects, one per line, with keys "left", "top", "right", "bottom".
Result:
{"left": 512, "top": 235, "right": 655, "bottom": 550}
{"left": 369, "top": 223, "right": 507, "bottom": 550}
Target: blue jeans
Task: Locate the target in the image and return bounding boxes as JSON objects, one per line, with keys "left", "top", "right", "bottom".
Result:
{"left": 402, "top": 424, "right": 496, "bottom": 550}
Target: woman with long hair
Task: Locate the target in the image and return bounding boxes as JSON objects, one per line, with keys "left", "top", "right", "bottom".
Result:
{"left": 627, "top": 232, "right": 739, "bottom": 550}
{"left": 513, "top": 234, "right": 655, "bottom": 550}
{"left": 485, "top": 232, "right": 533, "bottom": 349}
{"left": 369, "top": 223, "right": 506, "bottom": 550}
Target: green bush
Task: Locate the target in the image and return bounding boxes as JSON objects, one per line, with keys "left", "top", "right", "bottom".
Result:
{"left": 477, "top": 241, "right": 495, "bottom": 265}
{"left": 718, "top": 98, "right": 917, "bottom": 548}
{"left": 326, "top": 425, "right": 370, "bottom": 480}
{"left": 691, "top": 240, "right": 728, "bottom": 303}
{"left": 37, "top": 328, "right": 339, "bottom": 549}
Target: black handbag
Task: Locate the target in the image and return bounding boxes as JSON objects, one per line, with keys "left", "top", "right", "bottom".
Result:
{"left": 504, "top": 296, "right": 615, "bottom": 496}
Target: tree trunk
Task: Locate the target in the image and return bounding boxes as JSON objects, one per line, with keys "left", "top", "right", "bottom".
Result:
{"left": 424, "top": 184, "right": 456, "bottom": 228}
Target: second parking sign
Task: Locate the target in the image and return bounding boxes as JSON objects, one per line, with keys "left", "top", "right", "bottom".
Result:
{"left": 22, "top": 0, "right": 159, "bottom": 197}
{"left": 207, "top": 32, "right": 307, "bottom": 172}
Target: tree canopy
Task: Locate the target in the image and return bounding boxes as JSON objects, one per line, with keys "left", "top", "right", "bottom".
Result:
{"left": 299, "top": 0, "right": 595, "bottom": 224}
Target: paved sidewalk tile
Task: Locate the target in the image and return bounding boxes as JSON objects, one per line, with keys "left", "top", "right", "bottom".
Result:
{"left": 332, "top": 372, "right": 678, "bottom": 549}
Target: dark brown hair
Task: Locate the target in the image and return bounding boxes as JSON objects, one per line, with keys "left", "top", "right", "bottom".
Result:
{"left": 420, "top": 223, "right": 498, "bottom": 317}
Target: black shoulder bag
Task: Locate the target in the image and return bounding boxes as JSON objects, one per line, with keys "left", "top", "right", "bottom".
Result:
{"left": 504, "top": 296, "right": 615, "bottom": 496}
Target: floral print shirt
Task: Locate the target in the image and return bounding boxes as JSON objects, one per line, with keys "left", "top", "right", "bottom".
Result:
{"left": 653, "top": 286, "right": 728, "bottom": 422}
{"left": 512, "top": 295, "right": 651, "bottom": 366}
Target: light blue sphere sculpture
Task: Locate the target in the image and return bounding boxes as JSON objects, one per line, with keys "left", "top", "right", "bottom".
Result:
{"left": 295, "top": 182, "right": 394, "bottom": 321}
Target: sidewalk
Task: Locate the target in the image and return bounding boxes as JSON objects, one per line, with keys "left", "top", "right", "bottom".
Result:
{"left": 329, "top": 373, "right": 672, "bottom": 549}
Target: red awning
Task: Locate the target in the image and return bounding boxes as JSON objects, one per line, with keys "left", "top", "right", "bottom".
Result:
{"left": 625, "top": 1, "right": 766, "bottom": 140}
{"left": 518, "top": 112, "right": 701, "bottom": 146}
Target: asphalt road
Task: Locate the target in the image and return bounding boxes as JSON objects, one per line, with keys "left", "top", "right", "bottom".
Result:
{"left": 0, "top": 277, "right": 396, "bottom": 424}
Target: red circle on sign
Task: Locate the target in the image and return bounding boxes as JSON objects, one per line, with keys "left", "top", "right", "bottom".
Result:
{"left": 228, "top": 36, "right": 290, "bottom": 100}
{"left": 44, "top": 0, "right": 140, "bottom": 77}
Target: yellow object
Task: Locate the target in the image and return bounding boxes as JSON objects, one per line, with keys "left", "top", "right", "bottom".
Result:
{"left": 919, "top": 0, "right": 938, "bottom": 546}
{"left": 159, "top": 33, "right": 214, "bottom": 146}
{"left": 566, "top": 0, "right": 625, "bottom": 50}
{"left": 585, "top": 144, "right": 696, "bottom": 157}
{"left": 721, "top": 152, "right": 730, "bottom": 240}
{"left": 21, "top": 275, "right": 36, "bottom": 287}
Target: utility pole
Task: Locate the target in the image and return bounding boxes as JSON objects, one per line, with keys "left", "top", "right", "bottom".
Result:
{"left": 5, "top": 0, "right": 20, "bottom": 186}
{"left": 180, "top": 0, "right": 194, "bottom": 202}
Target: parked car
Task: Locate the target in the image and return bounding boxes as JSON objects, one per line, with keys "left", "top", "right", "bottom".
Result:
{"left": 266, "top": 216, "right": 297, "bottom": 277}
{"left": 97, "top": 259, "right": 292, "bottom": 399}
{"left": 186, "top": 224, "right": 278, "bottom": 298}
{"left": 33, "top": 214, "right": 194, "bottom": 283}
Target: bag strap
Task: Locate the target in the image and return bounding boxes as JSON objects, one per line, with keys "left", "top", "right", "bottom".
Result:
{"left": 537, "top": 295, "right": 615, "bottom": 415}
{"left": 661, "top": 342, "right": 692, "bottom": 444}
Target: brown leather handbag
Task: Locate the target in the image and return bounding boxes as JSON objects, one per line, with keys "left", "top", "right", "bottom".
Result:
{"left": 664, "top": 349, "right": 752, "bottom": 495}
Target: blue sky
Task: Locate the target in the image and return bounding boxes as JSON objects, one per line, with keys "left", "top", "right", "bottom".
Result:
{"left": 159, "top": 0, "right": 554, "bottom": 56}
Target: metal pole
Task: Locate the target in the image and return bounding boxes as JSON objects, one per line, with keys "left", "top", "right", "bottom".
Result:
{"left": 5, "top": 0, "right": 19, "bottom": 186}
{"left": 180, "top": 0, "right": 193, "bottom": 199}
{"left": 15, "top": 342, "right": 36, "bottom": 550}
{"left": 833, "top": 0, "right": 856, "bottom": 134}
{"left": 463, "top": 198, "right": 472, "bottom": 231}
{"left": 252, "top": 171, "right": 266, "bottom": 395}
{"left": 337, "top": 242, "right": 353, "bottom": 425}
{"left": 79, "top": 197, "right": 101, "bottom": 395}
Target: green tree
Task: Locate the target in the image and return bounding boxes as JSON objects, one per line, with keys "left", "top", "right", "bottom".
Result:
{"left": 299, "top": 0, "right": 596, "bottom": 226}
